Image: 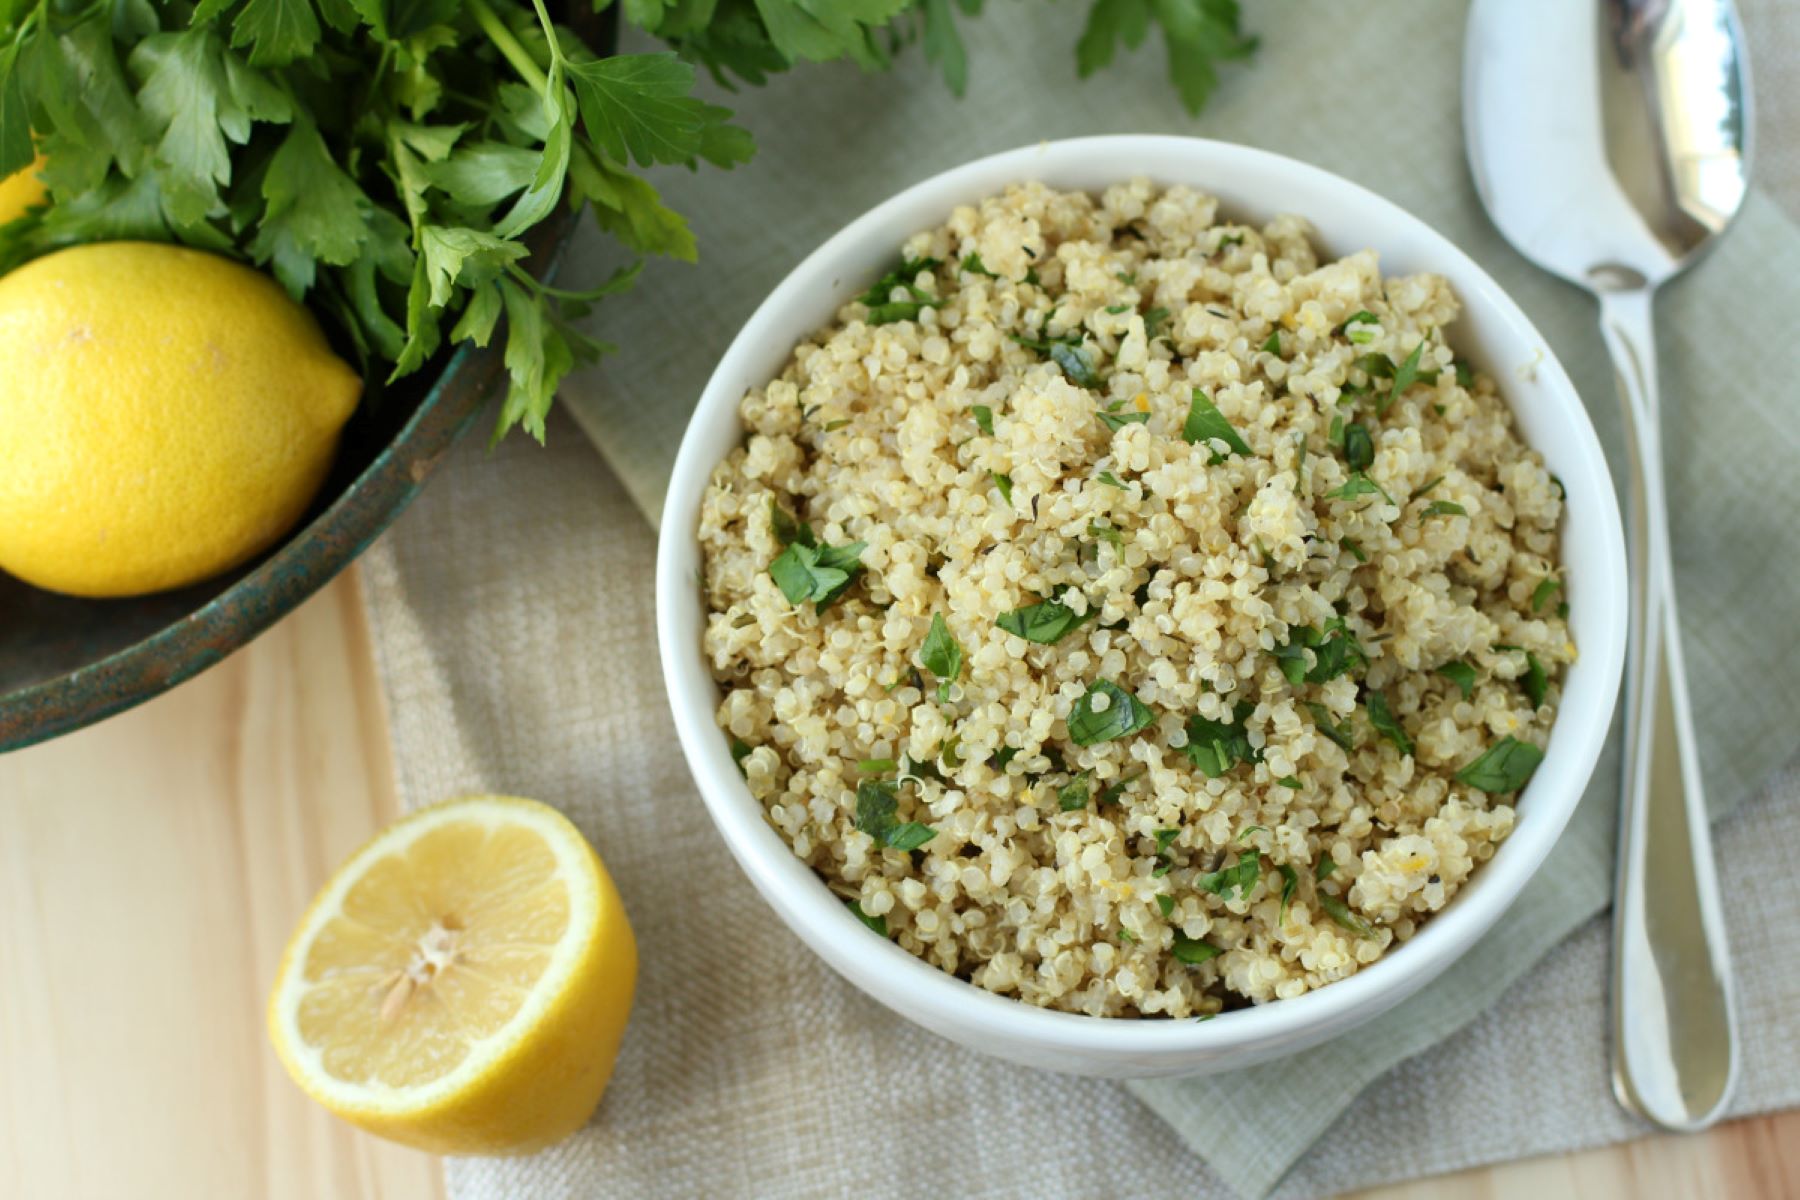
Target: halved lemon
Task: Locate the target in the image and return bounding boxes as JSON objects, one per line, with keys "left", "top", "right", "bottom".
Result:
{"left": 267, "top": 795, "right": 636, "bottom": 1155}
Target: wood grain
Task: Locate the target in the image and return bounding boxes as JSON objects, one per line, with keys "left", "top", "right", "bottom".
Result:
{"left": 0, "top": 569, "right": 1793, "bottom": 1199}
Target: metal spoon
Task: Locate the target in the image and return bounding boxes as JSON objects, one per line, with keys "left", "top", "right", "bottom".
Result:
{"left": 1463, "top": 0, "right": 1747, "bottom": 1131}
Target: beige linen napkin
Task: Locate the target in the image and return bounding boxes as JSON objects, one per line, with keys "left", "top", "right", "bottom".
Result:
{"left": 357, "top": 1, "right": 1800, "bottom": 1195}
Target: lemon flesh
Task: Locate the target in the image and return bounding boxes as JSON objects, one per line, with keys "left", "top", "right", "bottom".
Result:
{"left": 268, "top": 796, "right": 638, "bottom": 1155}
{"left": 0, "top": 241, "right": 361, "bottom": 597}
{"left": 0, "top": 155, "right": 48, "bottom": 224}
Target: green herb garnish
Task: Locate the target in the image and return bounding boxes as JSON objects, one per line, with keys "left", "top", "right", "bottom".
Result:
{"left": 992, "top": 472, "right": 1014, "bottom": 506}
{"left": 1454, "top": 736, "right": 1545, "bottom": 793}
{"left": 1365, "top": 691, "right": 1413, "bottom": 756}
{"left": 971, "top": 404, "right": 995, "bottom": 436}
{"left": 1087, "top": 521, "right": 1124, "bottom": 547}
{"left": 1197, "top": 853, "right": 1261, "bottom": 901}
{"left": 1316, "top": 855, "right": 1338, "bottom": 881}
{"left": 1156, "top": 894, "right": 1176, "bottom": 918}
{"left": 1277, "top": 776, "right": 1303, "bottom": 790}
{"left": 1183, "top": 702, "right": 1260, "bottom": 777}
{"left": 1437, "top": 661, "right": 1479, "bottom": 700}
{"left": 1305, "top": 701, "right": 1357, "bottom": 751}
{"left": 1051, "top": 341, "right": 1102, "bottom": 388}
{"left": 857, "top": 758, "right": 897, "bottom": 774}
{"left": 847, "top": 900, "right": 887, "bottom": 936}
{"left": 1343, "top": 311, "right": 1379, "bottom": 344}
{"left": 1097, "top": 769, "right": 1144, "bottom": 806}
{"left": 859, "top": 256, "right": 942, "bottom": 325}
{"left": 1237, "top": 825, "right": 1268, "bottom": 843}
{"left": 1143, "top": 306, "right": 1171, "bottom": 339}
{"left": 1324, "top": 473, "right": 1395, "bottom": 505}
{"left": 1182, "top": 390, "right": 1252, "bottom": 462}
{"left": 919, "top": 614, "right": 963, "bottom": 703}
{"left": 1271, "top": 618, "right": 1365, "bottom": 686}
{"left": 1379, "top": 340, "right": 1427, "bottom": 414}
{"left": 730, "top": 737, "right": 753, "bottom": 775}
{"left": 1420, "top": 500, "right": 1467, "bottom": 519}
{"left": 1097, "top": 408, "right": 1151, "bottom": 432}
{"left": 1105, "top": 303, "right": 1130, "bottom": 314}
{"left": 1261, "top": 330, "right": 1282, "bottom": 355}
{"left": 1171, "top": 934, "right": 1223, "bottom": 964}
{"left": 1341, "top": 537, "right": 1368, "bottom": 563}
{"left": 1343, "top": 422, "right": 1374, "bottom": 472}
{"left": 1531, "top": 577, "right": 1563, "bottom": 613}
{"left": 1276, "top": 863, "right": 1299, "bottom": 925}
{"left": 1319, "top": 895, "right": 1374, "bottom": 938}
{"left": 1058, "top": 772, "right": 1092, "bottom": 811}
{"left": 769, "top": 538, "right": 866, "bottom": 611}
{"left": 1097, "top": 470, "right": 1127, "bottom": 490}
{"left": 996, "top": 598, "right": 1092, "bottom": 645}
{"left": 854, "top": 779, "right": 937, "bottom": 851}
{"left": 961, "top": 253, "right": 997, "bottom": 278}
{"left": 1068, "top": 679, "right": 1155, "bottom": 746}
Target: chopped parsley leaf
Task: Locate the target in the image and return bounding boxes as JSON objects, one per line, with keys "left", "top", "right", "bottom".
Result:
{"left": 1305, "top": 701, "right": 1357, "bottom": 750}
{"left": 1182, "top": 390, "right": 1253, "bottom": 461}
{"left": 1154, "top": 827, "right": 1181, "bottom": 854}
{"left": 1343, "top": 422, "right": 1374, "bottom": 471}
{"left": 1325, "top": 473, "right": 1395, "bottom": 505}
{"left": 1051, "top": 341, "right": 1102, "bottom": 388}
{"left": 1420, "top": 500, "right": 1467, "bottom": 519}
{"left": 1144, "top": 306, "right": 1171, "bottom": 339}
{"left": 1276, "top": 776, "right": 1303, "bottom": 790}
{"left": 960, "top": 253, "right": 997, "bottom": 278}
{"left": 1455, "top": 359, "right": 1475, "bottom": 389}
{"left": 1157, "top": 894, "right": 1176, "bottom": 918}
{"left": 1105, "top": 303, "right": 1130, "bottom": 314}
{"left": 990, "top": 746, "right": 1021, "bottom": 771}
{"left": 821, "top": 419, "right": 850, "bottom": 431}
{"left": 770, "top": 498, "right": 813, "bottom": 548}
{"left": 1097, "top": 769, "right": 1144, "bottom": 807}
{"left": 857, "top": 758, "right": 897, "bottom": 774}
{"left": 1365, "top": 691, "right": 1413, "bottom": 756}
{"left": 859, "top": 256, "right": 942, "bottom": 325}
{"left": 1116, "top": 270, "right": 1137, "bottom": 284}
{"left": 730, "top": 738, "right": 753, "bottom": 775}
{"left": 1261, "top": 330, "right": 1282, "bottom": 355}
{"left": 1068, "top": 680, "right": 1155, "bottom": 746}
{"left": 1271, "top": 618, "right": 1366, "bottom": 686}
{"left": 1097, "top": 471, "right": 1128, "bottom": 490}
{"left": 1022, "top": 267, "right": 1041, "bottom": 287}
{"left": 854, "top": 779, "right": 938, "bottom": 850}
{"left": 919, "top": 614, "right": 963, "bottom": 703}
{"left": 1531, "top": 577, "right": 1563, "bottom": 613}
{"left": 1436, "top": 661, "right": 1479, "bottom": 700}
{"left": 1454, "top": 736, "right": 1544, "bottom": 793}
{"left": 1098, "top": 409, "right": 1151, "bottom": 432}
{"left": 1379, "top": 341, "right": 1427, "bottom": 414}
{"left": 1172, "top": 934, "right": 1223, "bottom": 964}
{"left": 769, "top": 538, "right": 867, "bottom": 611}
{"left": 1277, "top": 864, "right": 1300, "bottom": 925}
{"left": 1343, "top": 311, "right": 1380, "bottom": 344}
{"left": 1416, "top": 475, "right": 1444, "bottom": 497}
{"left": 992, "top": 472, "right": 1014, "bottom": 505}
{"left": 1184, "top": 702, "right": 1261, "bottom": 777}
{"left": 847, "top": 900, "right": 888, "bottom": 936}
{"left": 1316, "top": 855, "right": 1338, "bottom": 881}
{"left": 1118, "top": 927, "right": 1139, "bottom": 943}
{"left": 971, "top": 404, "right": 995, "bottom": 436}
{"left": 996, "top": 598, "right": 1092, "bottom": 645}
{"left": 1237, "top": 825, "right": 1268, "bottom": 843}
{"left": 1523, "top": 650, "right": 1548, "bottom": 709}
{"left": 1058, "top": 772, "right": 1092, "bottom": 811}
{"left": 1341, "top": 537, "right": 1368, "bottom": 563}
{"left": 1087, "top": 521, "right": 1124, "bottom": 547}
{"left": 1197, "top": 853, "right": 1261, "bottom": 901}
{"left": 1320, "top": 895, "right": 1374, "bottom": 938}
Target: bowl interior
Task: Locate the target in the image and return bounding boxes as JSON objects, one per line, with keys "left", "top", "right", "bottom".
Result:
{"left": 657, "top": 136, "right": 1627, "bottom": 1073}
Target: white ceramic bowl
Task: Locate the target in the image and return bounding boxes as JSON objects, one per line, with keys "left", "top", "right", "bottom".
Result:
{"left": 656, "top": 136, "right": 1627, "bottom": 1078}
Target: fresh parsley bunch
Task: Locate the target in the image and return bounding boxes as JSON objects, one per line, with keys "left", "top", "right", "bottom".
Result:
{"left": 0, "top": 0, "right": 1253, "bottom": 442}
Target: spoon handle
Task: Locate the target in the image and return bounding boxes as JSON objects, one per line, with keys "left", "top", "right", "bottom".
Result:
{"left": 1596, "top": 286, "right": 1738, "bottom": 1132}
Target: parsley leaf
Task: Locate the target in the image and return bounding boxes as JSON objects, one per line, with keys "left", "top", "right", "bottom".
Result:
{"left": 1068, "top": 679, "right": 1155, "bottom": 746}
{"left": 1379, "top": 340, "right": 1427, "bottom": 414}
{"left": 1142, "top": 305, "right": 1171, "bottom": 339}
{"left": 1454, "top": 736, "right": 1545, "bottom": 793}
{"left": 996, "top": 598, "right": 1091, "bottom": 645}
{"left": 1172, "top": 933, "right": 1223, "bottom": 964}
{"left": 1437, "top": 661, "right": 1479, "bottom": 700}
{"left": 971, "top": 404, "right": 995, "bottom": 436}
{"left": 1276, "top": 776, "right": 1303, "bottom": 790}
{"left": 769, "top": 538, "right": 866, "bottom": 610}
{"left": 1365, "top": 691, "right": 1413, "bottom": 756}
{"left": 1097, "top": 769, "right": 1144, "bottom": 806}
{"left": 1075, "top": 0, "right": 1255, "bottom": 114}
{"left": 1343, "top": 422, "right": 1374, "bottom": 472}
{"left": 1276, "top": 863, "right": 1299, "bottom": 925}
{"left": 991, "top": 471, "right": 1013, "bottom": 505}
{"left": 1305, "top": 701, "right": 1357, "bottom": 751}
{"left": 858, "top": 255, "right": 941, "bottom": 325}
{"left": 1343, "top": 310, "right": 1379, "bottom": 344}
{"left": 1051, "top": 341, "right": 1102, "bottom": 388}
{"left": 961, "top": 252, "right": 997, "bottom": 278}
{"left": 1057, "top": 772, "right": 1092, "bottom": 811}
{"left": 1197, "top": 853, "right": 1261, "bottom": 901}
{"left": 1271, "top": 618, "right": 1365, "bottom": 686}
{"left": 1097, "top": 470, "right": 1128, "bottom": 490}
{"left": 1341, "top": 537, "right": 1368, "bottom": 563}
{"left": 729, "top": 736, "right": 753, "bottom": 774}
{"left": 855, "top": 778, "right": 934, "bottom": 850}
{"left": 1156, "top": 893, "right": 1176, "bottom": 917}
{"left": 1098, "top": 408, "right": 1151, "bottom": 432}
{"left": 847, "top": 899, "right": 888, "bottom": 936}
{"left": 1531, "top": 577, "right": 1563, "bottom": 613}
{"left": 1420, "top": 499, "right": 1467, "bottom": 519}
{"left": 1325, "top": 473, "right": 1395, "bottom": 505}
{"left": 1183, "top": 702, "right": 1260, "bottom": 777}
{"left": 1260, "top": 329, "right": 1281, "bottom": 355}
{"left": 1316, "top": 855, "right": 1338, "bottom": 881}
{"left": 919, "top": 614, "right": 963, "bottom": 702}
{"left": 1182, "top": 389, "right": 1252, "bottom": 461}
{"left": 1319, "top": 895, "right": 1374, "bottom": 938}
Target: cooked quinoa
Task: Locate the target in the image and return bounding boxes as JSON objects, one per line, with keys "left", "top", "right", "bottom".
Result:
{"left": 697, "top": 180, "right": 1573, "bottom": 1018}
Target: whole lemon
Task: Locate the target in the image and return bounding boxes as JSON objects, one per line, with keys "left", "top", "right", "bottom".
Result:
{"left": 0, "top": 242, "right": 361, "bottom": 597}
{"left": 0, "top": 155, "right": 48, "bottom": 224}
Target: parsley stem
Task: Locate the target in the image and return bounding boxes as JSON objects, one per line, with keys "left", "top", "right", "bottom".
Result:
{"left": 468, "top": 0, "right": 550, "bottom": 94}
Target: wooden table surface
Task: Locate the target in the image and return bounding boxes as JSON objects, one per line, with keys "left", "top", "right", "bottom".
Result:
{"left": 3, "top": 571, "right": 1796, "bottom": 1200}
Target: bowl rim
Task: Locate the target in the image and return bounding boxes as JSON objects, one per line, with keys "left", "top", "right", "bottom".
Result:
{"left": 656, "top": 135, "right": 1627, "bottom": 1059}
